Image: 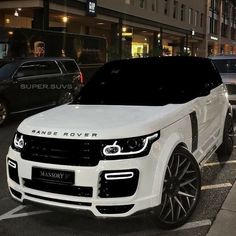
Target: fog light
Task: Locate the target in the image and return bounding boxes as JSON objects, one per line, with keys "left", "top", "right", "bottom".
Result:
{"left": 105, "top": 172, "right": 134, "bottom": 180}
{"left": 8, "top": 158, "right": 19, "bottom": 184}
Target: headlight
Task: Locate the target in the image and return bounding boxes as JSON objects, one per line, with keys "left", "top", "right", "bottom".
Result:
{"left": 12, "top": 132, "right": 25, "bottom": 152}
{"left": 102, "top": 132, "right": 160, "bottom": 159}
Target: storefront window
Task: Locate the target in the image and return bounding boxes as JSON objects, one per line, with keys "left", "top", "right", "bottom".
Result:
{"left": 132, "top": 42, "right": 149, "bottom": 58}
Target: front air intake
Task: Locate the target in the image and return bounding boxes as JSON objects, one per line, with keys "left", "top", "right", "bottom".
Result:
{"left": 8, "top": 158, "right": 19, "bottom": 184}
{"left": 98, "top": 169, "right": 139, "bottom": 198}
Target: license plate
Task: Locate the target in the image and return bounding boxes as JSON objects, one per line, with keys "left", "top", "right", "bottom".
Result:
{"left": 32, "top": 167, "right": 74, "bottom": 185}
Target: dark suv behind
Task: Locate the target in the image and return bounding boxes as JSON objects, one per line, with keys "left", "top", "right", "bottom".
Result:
{"left": 0, "top": 57, "right": 83, "bottom": 125}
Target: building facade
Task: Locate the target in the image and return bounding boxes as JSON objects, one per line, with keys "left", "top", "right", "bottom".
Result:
{"left": 0, "top": 0, "right": 235, "bottom": 59}
{"left": 207, "top": 0, "right": 236, "bottom": 55}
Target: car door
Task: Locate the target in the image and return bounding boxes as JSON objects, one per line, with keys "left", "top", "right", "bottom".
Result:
{"left": 0, "top": 61, "right": 26, "bottom": 113}
{"left": 195, "top": 64, "right": 224, "bottom": 158}
{"left": 15, "top": 60, "right": 63, "bottom": 108}
{"left": 205, "top": 86, "right": 222, "bottom": 137}
{"left": 29, "top": 60, "right": 63, "bottom": 106}
{"left": 59, "top": 59, "right": 81, "bottom": 95}
{"left": 11, "top": 62, "right": 41, "bottom": 111}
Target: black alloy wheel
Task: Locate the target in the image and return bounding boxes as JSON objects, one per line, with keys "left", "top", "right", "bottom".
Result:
{"left": 0, "top": 99, "right": 8, "bottom": 126}
{"left": 156, "top": 146, "right": 201, "bottom": 229}
{"left": 216, "top": 111, "right": 234, "bottom": 158}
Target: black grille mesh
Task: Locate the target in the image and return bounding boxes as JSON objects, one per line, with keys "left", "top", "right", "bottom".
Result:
{"left": 21, "top": 135, "right": 103, "bottom": 166}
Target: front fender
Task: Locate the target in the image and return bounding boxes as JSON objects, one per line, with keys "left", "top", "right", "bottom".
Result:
{"left": 151, "top": 132, "right": 190, "bottom": 206}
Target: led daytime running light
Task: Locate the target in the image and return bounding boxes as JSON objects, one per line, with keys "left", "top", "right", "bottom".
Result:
{"left": 103, "top": 132, "right": 159, "bottom": 156}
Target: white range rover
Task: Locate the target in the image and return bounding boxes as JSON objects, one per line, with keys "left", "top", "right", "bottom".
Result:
{"left": 6, "top": 57, "right": 234, "bottom": 228}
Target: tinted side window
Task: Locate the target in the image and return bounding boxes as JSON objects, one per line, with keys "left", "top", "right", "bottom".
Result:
{"left": 212, "top": 59, "right": 236, "bottom": 73}
{"left": 15, "top": 61, "right": 60, "bottom": 78}
{"left": 79, "top": 57, "right": 218, "bottom": 106}
{"left": 38, "top": 61, "right": 61, "bottom": 75}
{"left": 207, "top": 61, "right": 222, "bottom": 89}
{"left": 15, "top": 62, "right": 38, "bottom": 78}
{"left": 61, "top": 60, "right": 79, "bottom": 73}
{"left": 0, "top": 62, "right": 17, "bottom": 78}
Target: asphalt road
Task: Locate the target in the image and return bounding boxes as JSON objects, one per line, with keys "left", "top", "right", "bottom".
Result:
{"left": 0, "top": 113, "right": 236, "bottom": 236}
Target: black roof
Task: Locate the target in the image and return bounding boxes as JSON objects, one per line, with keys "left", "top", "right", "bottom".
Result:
{"left": 109, "top": 56, "right": 211, "bottom": 65}
{"left": 0, "top": 56, "right": 75, "bottom": 64}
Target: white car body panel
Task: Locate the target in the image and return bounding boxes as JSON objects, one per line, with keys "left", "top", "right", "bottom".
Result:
{"left": 6, "top": 82, "right": 230, "bottom": 217}
{"left": 18, "top": 103, "right": 193, "bottom": 140}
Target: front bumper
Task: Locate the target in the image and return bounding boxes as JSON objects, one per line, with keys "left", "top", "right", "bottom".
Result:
{"left": 6, "top": 146, "right": 162, "bottom": 217}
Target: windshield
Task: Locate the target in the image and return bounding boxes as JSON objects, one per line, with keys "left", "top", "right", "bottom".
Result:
{"left": 212, "top": 59, "right": 236, "bottom": 73}
{"left": 0, "top": 61, "right": 17, "bottom": 78}
{"left": 77, "top": 57, "right": 219, "bottom": 106}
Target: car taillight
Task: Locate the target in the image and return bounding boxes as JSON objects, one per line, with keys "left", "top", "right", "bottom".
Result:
{"left": 79, "top": 72, "right": 84, "bottom": 85}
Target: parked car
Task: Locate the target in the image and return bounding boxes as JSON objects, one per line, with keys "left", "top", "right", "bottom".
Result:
{"left": 210, "top": 55, "right": 236, "bottom": 113}
{"left": 0, "top": 57, "right": 83, "bottom": 125}
{"left": 6, "top": 57, "right": 233, "bottom": 229}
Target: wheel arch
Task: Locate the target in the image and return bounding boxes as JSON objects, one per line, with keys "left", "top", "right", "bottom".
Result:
{"left": 151, "top": 133, "right": 191, "bottom": 205}
{"left": 0, "top": 96, "right": 10, "bottom": 110}
{"left": 219, "top": 105, "right": 233, "bottom": 144}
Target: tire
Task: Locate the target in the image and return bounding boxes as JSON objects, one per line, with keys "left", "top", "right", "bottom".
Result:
{"left": 0, "top": 99, "right": 8, "bottom": 126}
{"left": 216, "top": 111, "right": 234, "bottom": 158}
{"left": 57, "top": 91, "right": 74, "bottom": 105}
{"left": 156, "top": 146, "right": 201, "bottom": 229}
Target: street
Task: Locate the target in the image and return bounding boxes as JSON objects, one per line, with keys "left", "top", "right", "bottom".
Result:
{"left": 0, "top": 113, "right": 236, "bottom": 236}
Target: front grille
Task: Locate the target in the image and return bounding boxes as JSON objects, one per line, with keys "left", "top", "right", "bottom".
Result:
{"left": 23, "top": 179, "right": 93, "bottom": 197}
{"left": 226, "top": 83, "right": 236, "bottom": 95}
{"left": 98, "top": 169, "right": 139, "bottom": 198}
{"left": 21, "top": 135, "right": 102, "bottom": 166}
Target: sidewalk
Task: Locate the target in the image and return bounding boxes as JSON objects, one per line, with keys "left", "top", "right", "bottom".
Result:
{"left": 207, "top": 181, "right": 236, "bottom": 236}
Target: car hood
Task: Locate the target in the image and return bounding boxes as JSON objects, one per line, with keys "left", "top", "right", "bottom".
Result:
{"left": 18, "top": 103, "right": 193, "bottom": 139}
{"left": 220, "top": 73, "right": 236, "bottom": 84}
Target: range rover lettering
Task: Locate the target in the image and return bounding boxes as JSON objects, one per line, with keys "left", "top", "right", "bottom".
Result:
{"left": 6, "top": 57, "right": 233, "bottom": 229}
